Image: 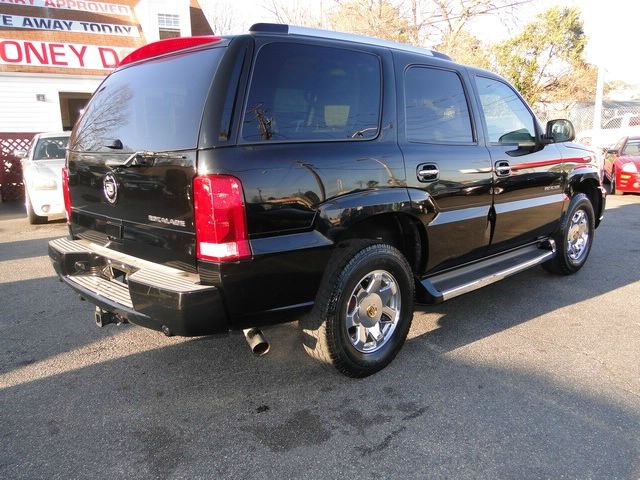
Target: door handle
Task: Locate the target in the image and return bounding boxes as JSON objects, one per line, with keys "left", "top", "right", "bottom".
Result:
{"left": 417, "top": 163, "right": 439, "bottom": 182}
{"left": 495, "top": 160, "right": 511, "bottom": 177}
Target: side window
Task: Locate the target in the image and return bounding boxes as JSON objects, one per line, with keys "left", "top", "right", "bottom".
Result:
{"left": 405, "top": 67, "right": 473, "bottom": 144}
{"left": 475, "top": 76, "right": 536, "bottom": 145}
{"left": 242, "top": 43, "right": 381, "bottom": 142}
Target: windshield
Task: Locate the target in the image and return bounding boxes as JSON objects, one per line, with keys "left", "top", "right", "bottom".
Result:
{"left": 622, "top": 140, "right": 640, "bottom": 155}
{"left": 71, "top": 48, "right": 224, "bottom": 153}
{"left": 33, "top": 137, "right": 69, "bottom": 160}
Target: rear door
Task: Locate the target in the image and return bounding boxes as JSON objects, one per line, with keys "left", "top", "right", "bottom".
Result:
{"left": 67, "top": 47, "right": 226, "bottom": 270}
{"left": 472, "top": 75, "right": 565, "bottom": 252}
{"left": 396, "top": 54, "right": 494, "bottom": 272}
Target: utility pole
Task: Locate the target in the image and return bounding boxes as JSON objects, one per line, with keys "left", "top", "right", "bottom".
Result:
{"left": 593, "top": 65, "right": 605, "bottom": 132}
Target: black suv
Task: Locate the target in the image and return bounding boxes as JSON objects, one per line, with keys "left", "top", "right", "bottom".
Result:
{"left": 49, "top": 24, "right": 606, "bottom": 377}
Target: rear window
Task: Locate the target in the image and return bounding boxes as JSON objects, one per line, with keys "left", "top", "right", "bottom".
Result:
{"left": 242, "top": 43, "right": 381, "bottom": 143}
{"left": 405, "top": 67, "right": 473, "bottom": 144}
{"left": 71, "top": 48, "right": 223, "bottom": 152}
{"left": 33, "top": 136, "right": 68, "bottom": 160}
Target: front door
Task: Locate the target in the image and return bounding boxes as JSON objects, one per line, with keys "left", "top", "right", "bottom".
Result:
{"left": 473, "top": 75, "right": 565, "bottom": 252}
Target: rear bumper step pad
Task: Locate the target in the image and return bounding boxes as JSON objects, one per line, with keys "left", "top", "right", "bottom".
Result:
{"left": 48, "top": 237, "right": 229, "bottom": 336}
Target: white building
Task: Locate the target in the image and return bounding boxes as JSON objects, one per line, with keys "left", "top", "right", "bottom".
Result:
{"left": 0, "top": 0, "right": 213, "bottom": 200}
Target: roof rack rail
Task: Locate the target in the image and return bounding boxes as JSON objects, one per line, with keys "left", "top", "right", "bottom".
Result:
{"left": 249, "top": 23, "right": 451, "bottom": 61}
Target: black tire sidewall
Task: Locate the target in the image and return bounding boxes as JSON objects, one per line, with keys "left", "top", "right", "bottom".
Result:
{"left": 327, "top": 245, "right": 414, "bottom": 372}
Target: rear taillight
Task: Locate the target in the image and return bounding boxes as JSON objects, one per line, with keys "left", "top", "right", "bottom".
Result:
{"left": 62, "top": 167, "right": 71, "bottom": 223}
{"left": 118, "top": 36, "right": 222, "bottom": 67}
{"left": 193, "top": 174, "right": 251, "bottom": 262}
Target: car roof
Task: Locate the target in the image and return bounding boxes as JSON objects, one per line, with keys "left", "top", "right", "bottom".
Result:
{"left": 248, "top": 23, "right": 452, "bottom": 61}
{"left": 35, "top": 132, "right": 71, "bottom": 140}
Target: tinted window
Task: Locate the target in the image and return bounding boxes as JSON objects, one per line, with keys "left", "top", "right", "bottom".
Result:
{"left": 622, "top": 140, "right": 640, "bottom": 155}
{"left": 475, "top": 77, "right": 535, "bottom": 145}
{"left": 405, "top": 67, "right": 473, "bottom": 143}
{"left": 242, "top": 43, "right": 381, "bottom": 142}
{"left": 33, "top": 136, "right": 68, "bottom": 160}
{"left": 72, "top": 48, "right": 224, "bottom": 152}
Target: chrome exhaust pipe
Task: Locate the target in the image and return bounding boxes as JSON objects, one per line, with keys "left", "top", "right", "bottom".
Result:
{"left": 243, "top": 328, "right": 270, "bottom": 356}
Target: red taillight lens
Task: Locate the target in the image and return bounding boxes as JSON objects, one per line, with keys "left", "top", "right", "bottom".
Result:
{"left": 62, "top": 167, "right": 71, "bottom": 223}
{"left": 193, "top": 175, "right": 251, "bottom": 262}
{"left": 118, "top": 36, "right": 222, "bottom": 67}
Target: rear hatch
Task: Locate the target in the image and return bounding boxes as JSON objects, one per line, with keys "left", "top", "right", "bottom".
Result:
{"left": 67, "top": 45, "right": 226, "bottom": 271}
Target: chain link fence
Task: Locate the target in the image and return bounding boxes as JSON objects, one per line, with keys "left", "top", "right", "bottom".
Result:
{"left": 533, "top": 101, "right": 640, "bottom": 167}
{"left": 534, "top": 101, "right": 640, "bottom": 143}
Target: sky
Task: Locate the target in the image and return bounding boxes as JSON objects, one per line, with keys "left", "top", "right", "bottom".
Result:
{"left": 201, "top": 0, "right": 640, "bottom": 84}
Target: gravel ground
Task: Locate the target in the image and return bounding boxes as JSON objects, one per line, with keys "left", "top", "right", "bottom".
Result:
{"left": 1, "top": 195, "right": 639, "bottom": 479}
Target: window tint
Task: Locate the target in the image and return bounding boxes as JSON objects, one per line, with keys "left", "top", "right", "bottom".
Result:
{"left": 242, "top": 43, "right": 381, "bottom": 142}
{"left": 405, "top": 67, "right": 473, "bottom": 143}
{"left": 72, "top": 48, "right": 223, "bottom": 152}
{"left": 475, "top": 77, "right": 535, "bottom": 145}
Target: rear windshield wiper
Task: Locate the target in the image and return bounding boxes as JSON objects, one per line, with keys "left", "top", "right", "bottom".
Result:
{"left": 105, "top": 151, "right": 186, "bottom": 168}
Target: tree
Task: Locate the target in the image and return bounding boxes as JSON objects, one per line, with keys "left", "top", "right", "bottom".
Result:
{"left": 329, "top": 0, "right": 413, "bottom": 43}
{"left": 264, "top": 0, "right": 323, "bottom": 28}
{"left": 436, "top": 30, "right": 489, "bottom": 68}
{"left": 403, "top": 0, "right": 528, "bottom": 51}
{"left": 206, "top": 0, "right": 237, "bottom": 35}
{"left": 491, "top": 6, "right": 595, "bottom": 106}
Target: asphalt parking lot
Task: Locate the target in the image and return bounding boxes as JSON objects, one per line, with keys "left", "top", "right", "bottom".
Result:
{"left": 1, "top": 194, "right": 639, "bottom": 479}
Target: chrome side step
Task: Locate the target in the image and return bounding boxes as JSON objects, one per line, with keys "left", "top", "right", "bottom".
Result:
{"left": 418, "top": 240, "right": 556, "bottom": 303}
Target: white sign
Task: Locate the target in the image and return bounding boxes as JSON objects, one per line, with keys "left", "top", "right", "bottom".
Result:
{"left": 0, "top": 14, "right": 139, "bottom": 36}
{"left": 0, "top": 0, "right": 132, "bottom": 17}
{"left": 0, "top": 39, "right": 134, "bottom": 70}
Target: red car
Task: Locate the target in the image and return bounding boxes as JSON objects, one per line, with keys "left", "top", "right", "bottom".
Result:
{"left": 604, "top": 136, "right": 640, "bottom": 194}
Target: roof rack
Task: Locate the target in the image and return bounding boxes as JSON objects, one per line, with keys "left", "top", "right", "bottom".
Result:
{"left": 249, "top": 23, "right": 451, "bottom": 61}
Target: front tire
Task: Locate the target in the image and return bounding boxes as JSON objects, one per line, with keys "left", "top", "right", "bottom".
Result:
{"left": 611, "top": 168, "right": 624, "bottom": 195}
{"left": 543, "top": 193, "right": 595, "bottom": 275}
{"left": 300, "top": 241, "right": 414, "bottom": 377}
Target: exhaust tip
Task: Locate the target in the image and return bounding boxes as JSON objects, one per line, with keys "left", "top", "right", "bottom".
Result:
{"left": 243, "top": 328, "right": 270, "bottom": 356}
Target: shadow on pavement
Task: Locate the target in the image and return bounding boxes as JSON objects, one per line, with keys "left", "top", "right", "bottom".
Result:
{"left": 0, "top": 320, "right": 638, "bottom": 479}
{"left": 416, "top": 200, "right": 640, "bottom": 352}
{"left": 0, "top": 236, "right": 64, "bottom": 262}
{"left": 1, "top": 200, "right": 639, "bottom": 478}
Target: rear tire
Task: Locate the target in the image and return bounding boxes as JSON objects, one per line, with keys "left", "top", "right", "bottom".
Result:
{"left": 300, "top": 241, "right": 414, "bottom": 377}
{"left": 543, "top": 193, "right": 594, "bottom": 275}
{"left": 25, "top": 192, "right": 47, "bottom": 225}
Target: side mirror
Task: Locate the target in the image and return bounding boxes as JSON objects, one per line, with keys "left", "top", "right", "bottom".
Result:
{"left": 545, "top": 119, "right": 575, "bottom": 143}
{"left": 606, "top": 148, "right": 618, "bottom": 155}
{"left": 14, "top": 149, "right": 27, "bottom": 158}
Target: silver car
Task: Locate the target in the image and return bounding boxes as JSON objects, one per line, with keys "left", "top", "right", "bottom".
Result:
{"left": 16, "top": 132, "right": 70, "bottom": 224}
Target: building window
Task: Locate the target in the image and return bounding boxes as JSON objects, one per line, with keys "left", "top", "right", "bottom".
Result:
{"left": 158, "top": 13, "right": 180, "bottom": 39}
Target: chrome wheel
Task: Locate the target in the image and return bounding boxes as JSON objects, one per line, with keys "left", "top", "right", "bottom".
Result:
{"left": 567, "top": 209, "right": 589, "bottom": 261}
{"left": 345, "top": 269, "right": 401, "bottom": 353}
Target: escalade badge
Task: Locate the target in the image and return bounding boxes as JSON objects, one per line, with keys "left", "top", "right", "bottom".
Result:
{"left": 103, "top": 173, "right": 118, "bottom": 204}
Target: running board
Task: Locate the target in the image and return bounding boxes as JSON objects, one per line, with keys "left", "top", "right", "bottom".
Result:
{"left": 418, "top": 240, "right": 556, "bottom": 304}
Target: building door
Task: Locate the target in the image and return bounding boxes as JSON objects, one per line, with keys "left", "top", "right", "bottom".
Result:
{"left": 59, "top": 92, "right": 92, "bottom": 131}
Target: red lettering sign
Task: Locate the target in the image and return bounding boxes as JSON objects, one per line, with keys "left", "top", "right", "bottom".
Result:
{"left": 98, "top": 47, "right": 118, "bottom": 68}
{"left": 0, "top": 40, "right": 22, "bottom": 63}
{"left": 0, "top": 40, "right": 133, "bottom": 70}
